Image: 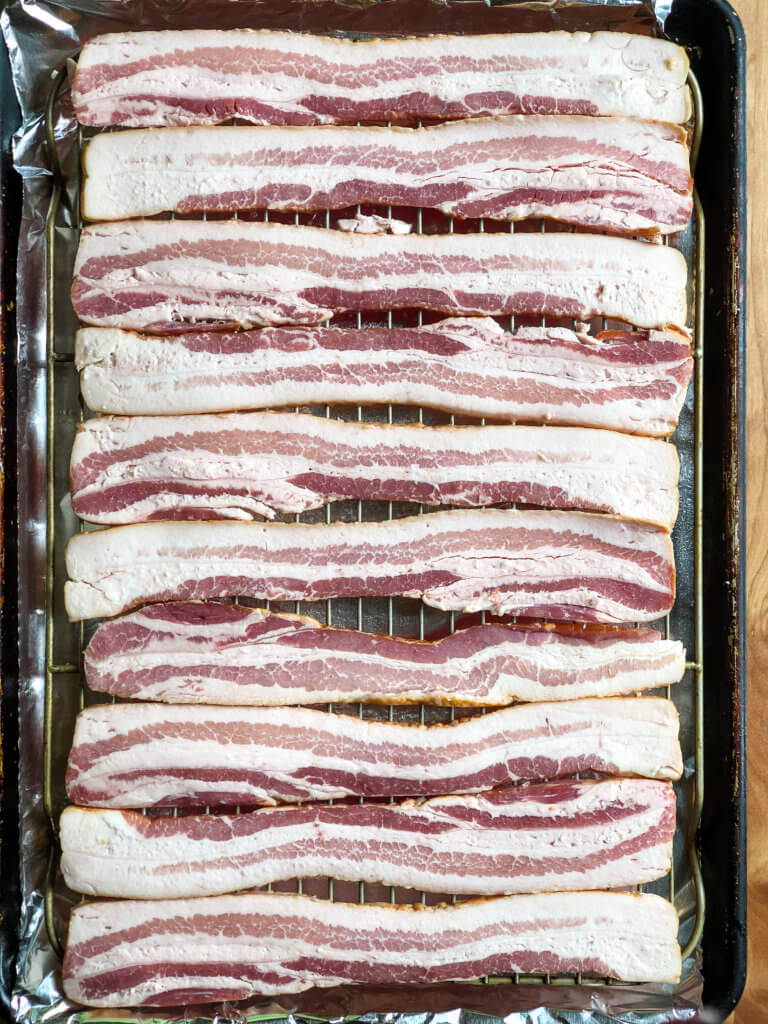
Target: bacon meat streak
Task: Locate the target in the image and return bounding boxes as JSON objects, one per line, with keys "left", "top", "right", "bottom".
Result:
{"left": 69, "top": 412, "right": 681, "bottom": 529}
{"left": 71, "top": 29, "right": 691, "bottom": 128}
{"left": 70, "top": 220, "right": 688, "bottom": 332}
{"left": 83, "top": 603, "right": 686, "bottom": 706}
{"left": 60, "top": 778, "right": 676, "bottom": 899}
{"left": 81, "top": 117, "right": 692, "bottom": 235}
{"left": 65, "top": 698, "right": 682, "bottom": 809}
{"left": 62, "top": 888, "right": 682, "bottom": 1005}
{"left": 63, "top": 510, "right": 675, "bottom": 623}
{"left": 75, "top": 320, "right": 693, "bottom": 435}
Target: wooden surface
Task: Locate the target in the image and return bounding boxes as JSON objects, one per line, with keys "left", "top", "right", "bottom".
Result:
{"left": 728, "top": 1, "right": 765, "bottom": 1020}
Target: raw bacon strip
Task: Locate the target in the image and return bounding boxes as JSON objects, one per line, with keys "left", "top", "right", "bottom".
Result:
{"left": 59, "top": 778, "right": 676, "bottom": 899}
{"left": 83, "top": 603, "right": 686, "bottom": 707}
{"left": 69, "top": 411, "right": 681, "bottom": 528}
{"left": 81, "top": 117, "right": 692, "bottom": 235}
{"left": 62, "top": 889, "right": 681, "bottom": 1005}
{"left": 63, "top": 509, "right": 675, "bottom": 623}
{"left": 75, "top": 319, "right": 693, "bottom": 436}
{"left": 70, "top": 219, "right": 688, "bottom": 332}
{"left": 72, "top": 29, "right": 691, "bottom": 128}
{"left": 65, "top": 698, "right": 682, "bottom": 809}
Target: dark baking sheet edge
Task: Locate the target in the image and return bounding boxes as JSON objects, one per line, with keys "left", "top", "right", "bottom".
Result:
{"left": 1, "top": 23, "right": 21, "bottom": 1023}
{"left": 665, "top": 0, "right": 748, "bottom": 1017}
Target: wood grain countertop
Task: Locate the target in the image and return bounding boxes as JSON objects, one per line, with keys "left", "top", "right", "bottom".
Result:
{"left": 727, "top": 1, "right": 762, "bottom": 1021}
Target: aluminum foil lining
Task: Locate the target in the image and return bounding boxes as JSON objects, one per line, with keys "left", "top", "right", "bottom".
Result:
{"left": 2, "top": 2, "right": 702, "bottom": 1023}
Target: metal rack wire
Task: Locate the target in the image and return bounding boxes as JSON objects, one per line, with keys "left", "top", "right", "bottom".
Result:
{"left": 39, "top": 66, "right": 707, "bottom": 998}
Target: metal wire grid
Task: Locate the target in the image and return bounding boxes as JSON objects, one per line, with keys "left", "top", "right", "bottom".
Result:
{"left": 38, "top": 67, "right": 706, "bottom": 996}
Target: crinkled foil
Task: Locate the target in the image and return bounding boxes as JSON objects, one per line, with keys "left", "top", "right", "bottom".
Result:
{"left": 3, "top": 2, "right": 703, "bottom": 1023}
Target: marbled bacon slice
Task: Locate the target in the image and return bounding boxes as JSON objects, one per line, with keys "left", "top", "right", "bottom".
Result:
{"left": 60, "top": 778, "right": 676, "bottom": 899}
{"left": 81, "top": 116, "right": 692, "bottom": 235}
{"left": 70, "top": 220, "right": 688, "bottom": 332}
{"left": 63, "top": 509, "right": 676, "bottom": 623}
{"left": 69, "top": 411, "right": 681, "bottom": 528}
{"left": 75, "top": 319, "right": 693, "bottom": 436}
{"left": 82, "top": 603, "right": 685, "bottom": 707}
{"left": 72, "top": 29, "right": 691, "bottom": 128}
{"left": 62, "top": 889, "right": 682, "bottom": 1007}
{"left": 64, "top": 698, "right": 682, "bottom": 810}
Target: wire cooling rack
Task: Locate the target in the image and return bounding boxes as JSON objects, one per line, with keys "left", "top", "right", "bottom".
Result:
{"left": 38, "top": 66, "right": 706, "bottom": 999}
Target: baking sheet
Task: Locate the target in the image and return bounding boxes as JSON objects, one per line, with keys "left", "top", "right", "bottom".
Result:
{"left": 2, "top": 2, "right": 705, "bottom": 1022}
